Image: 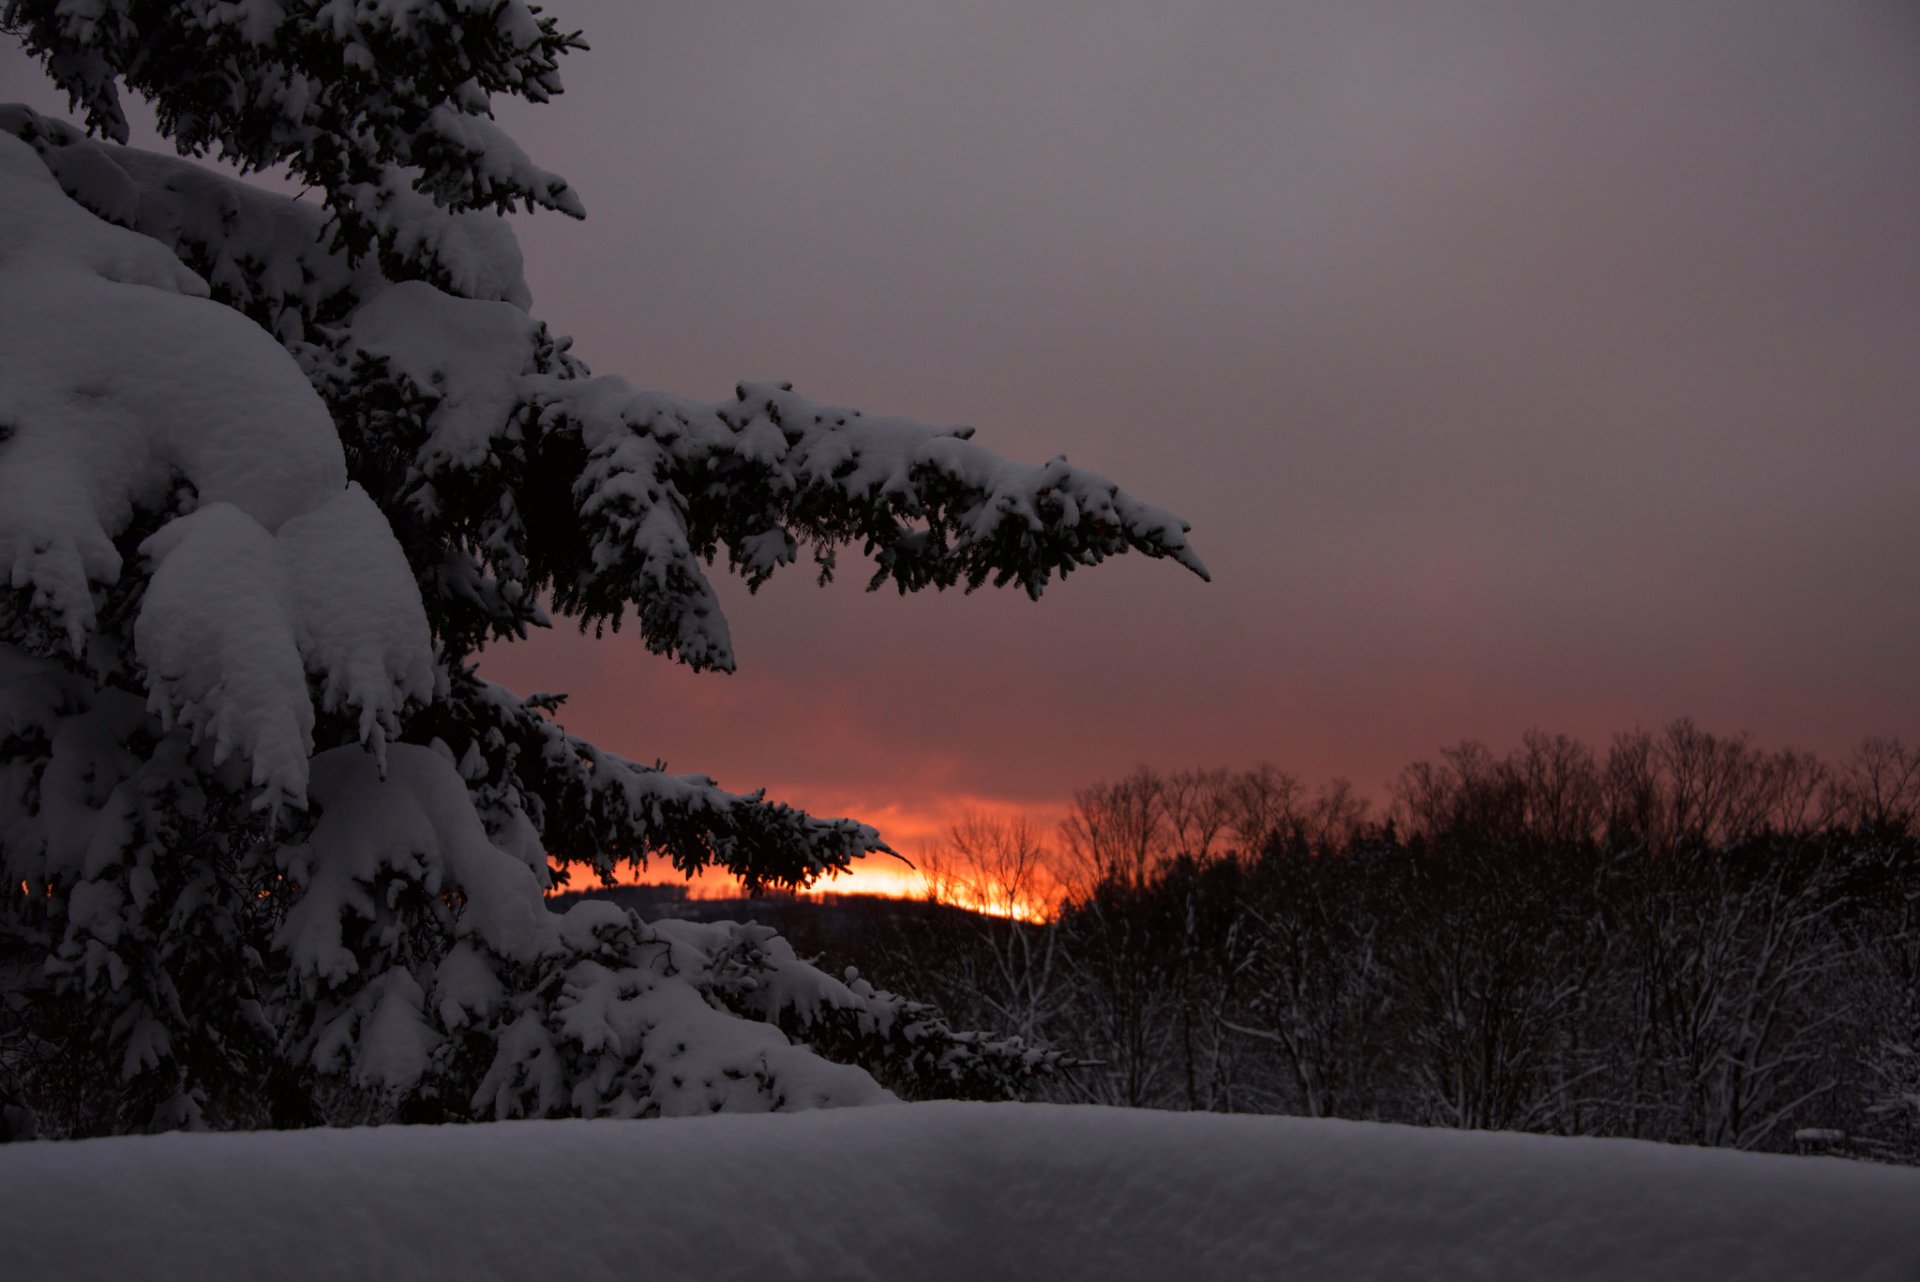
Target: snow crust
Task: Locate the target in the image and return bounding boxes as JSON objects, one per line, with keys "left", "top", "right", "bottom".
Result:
{"left": 3, "top": 1104, "right": 1916, "bottom": 1281}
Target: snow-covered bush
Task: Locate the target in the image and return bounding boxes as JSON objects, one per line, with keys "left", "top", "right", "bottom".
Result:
{"left": 0, "top": 3, "right": 1203, "bottom": 1135}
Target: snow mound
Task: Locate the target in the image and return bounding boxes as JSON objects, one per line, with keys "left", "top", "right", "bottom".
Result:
{"left": 3, "top": 1103, "right": 1915, "bottom": 1281}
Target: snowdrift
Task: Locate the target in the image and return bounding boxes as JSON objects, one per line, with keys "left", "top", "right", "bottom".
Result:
{"left": 4, "top": 1103, "right": 1916, "bottom": 1281}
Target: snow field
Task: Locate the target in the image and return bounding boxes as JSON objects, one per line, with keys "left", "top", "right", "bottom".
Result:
{"left": 4, "top": 1102, "right": 1916, "bottom": 1281}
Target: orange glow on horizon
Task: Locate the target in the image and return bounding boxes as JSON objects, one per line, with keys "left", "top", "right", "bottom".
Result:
{"left": 551, "top": 788, "right": 1070, "bottom": 919}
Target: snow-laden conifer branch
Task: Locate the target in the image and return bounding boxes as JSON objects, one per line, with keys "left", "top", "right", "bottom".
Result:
{"left": 2, "top": 103, "right": 1207, "bottom": 680}
{"left": 2, "top": 0, "right": 586, "bottom": 252}
{"left": 324, "top": 297, "right": 1210, "bottom": 672}
{"left": 0, "top": 0, "right": 1195, "bottom": 1127}
{"left": 429, "top": 670, "right": 892, "bottom": 892}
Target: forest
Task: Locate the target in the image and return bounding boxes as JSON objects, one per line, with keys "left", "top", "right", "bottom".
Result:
{"left": 757, "top": 722, "right": 1920, "bottom": 1164}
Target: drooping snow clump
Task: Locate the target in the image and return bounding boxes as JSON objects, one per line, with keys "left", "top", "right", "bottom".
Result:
{"left": 0, "top": 3, "right": 1204, "bottom": 1134}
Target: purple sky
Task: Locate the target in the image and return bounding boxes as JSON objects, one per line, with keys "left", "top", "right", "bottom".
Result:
{"left": 6, "top": 2, "right": 1918, "bottom": 867}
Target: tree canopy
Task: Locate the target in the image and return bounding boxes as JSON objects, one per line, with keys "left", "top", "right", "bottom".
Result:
{"left": 0, "top": 2, "right": 1203, "bottom": 1134}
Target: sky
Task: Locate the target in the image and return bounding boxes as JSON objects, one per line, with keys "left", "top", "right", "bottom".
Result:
{"left": 4, "top": 2, "right": 1918, "bottom": 892}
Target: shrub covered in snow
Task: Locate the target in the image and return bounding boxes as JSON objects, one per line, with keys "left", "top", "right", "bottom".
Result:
{"left": 0, "top": 3, "right": 1204, "bottom": 1135}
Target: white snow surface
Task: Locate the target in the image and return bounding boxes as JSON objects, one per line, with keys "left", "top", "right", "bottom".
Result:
{"left": 0, "top": 129, "right": 436, "bottom": 805}
{"left": 2, "top": 1104, "right": 1915, "bottom": 1281}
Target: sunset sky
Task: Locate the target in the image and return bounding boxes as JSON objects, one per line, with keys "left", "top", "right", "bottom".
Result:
{"left": 5, "top": 2, "right": 1917, "bottom": 896}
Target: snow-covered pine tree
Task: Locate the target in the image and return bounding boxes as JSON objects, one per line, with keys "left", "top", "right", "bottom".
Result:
{"left": 0, "top": 3, "right": 1206, "bottom": 1135}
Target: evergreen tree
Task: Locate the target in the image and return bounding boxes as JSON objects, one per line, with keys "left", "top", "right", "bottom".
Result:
{"left": 0, "top": 3, "right": 1205, "bottom": 1134}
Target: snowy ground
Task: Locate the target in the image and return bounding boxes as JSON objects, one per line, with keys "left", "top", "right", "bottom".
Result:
{"left": 4, "top": 1102, "right": 1916, "bottom": 1281}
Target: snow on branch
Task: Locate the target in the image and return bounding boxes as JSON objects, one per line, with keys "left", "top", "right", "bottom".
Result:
{"left": 0, "top": 104, "right": 531, "bottom": 339}
{"left": 0, "top": 129, "right": 434, "bottom": 807}
{"left": 3, "top": 0, "right": 585, "bottom": 251}
{"left": 433, "top": 670, "right": 892, "bottom": 892}
{"left": 0, "top": 39, "right": 1194, "bottom": 1125}
{"left": 333, "top": 285, "right": 1210, "bottom": 671}
{"left": 2, "top": 105, "right": 1206, "bottom": 680}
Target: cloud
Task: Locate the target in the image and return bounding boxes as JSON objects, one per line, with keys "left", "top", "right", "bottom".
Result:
{"left": 7, "top": 2, "right": 1915, "bottom": 831}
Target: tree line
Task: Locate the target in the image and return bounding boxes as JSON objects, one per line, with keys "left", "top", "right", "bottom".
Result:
{"left": 854, "top": 722, "right": 1920, "bottom": 1163}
